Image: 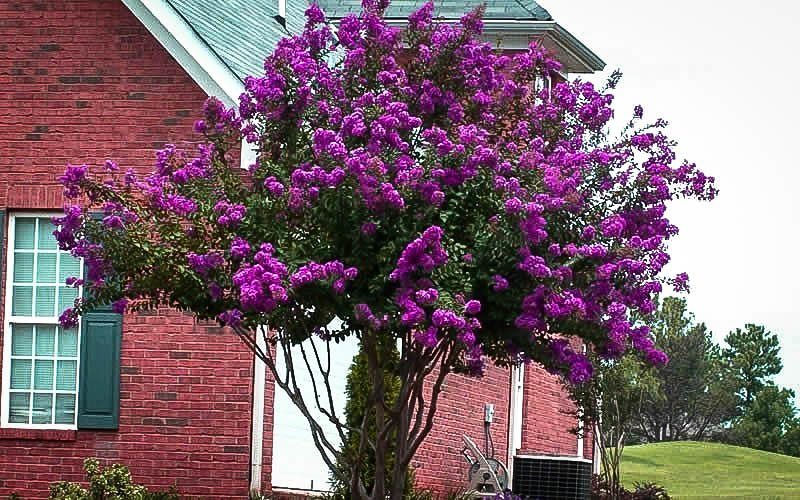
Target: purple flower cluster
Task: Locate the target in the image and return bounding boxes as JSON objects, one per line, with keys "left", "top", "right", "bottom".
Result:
{"left": 551, "top": 339, "right": 593, "bottom": 384}
{"left": 187, "top": 251, "right": 225, "bottom": 277}
{"left": 289, "top": 260, "right": 358, "bottom": 295}
{"left": 172, "top": 144, "right": 214, "bottom": 184}
{"left": 214, "top": 200, "right": 246, "bottom": 227}
{"left": 59, "top": 165, "right": 88, "bottom": 198}
{"left": 232, "top": 243, "right": 289, "bottom": 312}
{"left": 389, "top": 226, "right": 448, "bottom": 283}
{"left": 52, "top": 205, "right": 83, "bottom": 251}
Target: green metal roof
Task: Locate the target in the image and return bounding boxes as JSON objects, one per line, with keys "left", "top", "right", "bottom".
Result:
{"left": 315, "top": 0, "right": 552, "bottom": 20}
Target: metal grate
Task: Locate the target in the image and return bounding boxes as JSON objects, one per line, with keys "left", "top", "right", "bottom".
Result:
{"left": 511, "top": 456, "right": 592, "bottom": 500}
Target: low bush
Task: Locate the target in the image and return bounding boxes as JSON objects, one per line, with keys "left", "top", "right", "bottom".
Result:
{"left": 591, "top": 475, "right": 670, "bottom": 500}
{"left": 48, "top": 458, "right": 179, "bottom": 500}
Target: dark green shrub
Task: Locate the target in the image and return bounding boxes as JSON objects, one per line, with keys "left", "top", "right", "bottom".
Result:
{"left": 591, "top": 474, "right": 670, "bottom": 500}
{"left": 48, "top": 458, "right": 179, "bottom": 500}
{"left": 631, "top": 482, "right": 670, "bottom": 500}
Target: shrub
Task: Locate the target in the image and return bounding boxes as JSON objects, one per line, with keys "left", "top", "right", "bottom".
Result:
{"left": 48, "top": 458, "right": 180, "bottom": 500}
{"left": 591, "top": 474, "right": 670, "bottom": 500}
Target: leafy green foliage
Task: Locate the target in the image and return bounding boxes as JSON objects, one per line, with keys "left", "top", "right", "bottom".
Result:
{"left": 727, "top": 384, "right": 798, "bottom": 454}
{"left": 48, "top": 458, "right": 180, "bottom": 500}
{"left": 632, "top": 297, "right": 738, "bottom": 442}
{"left": 591, "top": 475, "right": 671, "bottom": 500}
{"left": 723, "top": 324, "right": 783, "bottom": 407}
{"left": 570, "top": 353, "right": 661, "bottom": 497}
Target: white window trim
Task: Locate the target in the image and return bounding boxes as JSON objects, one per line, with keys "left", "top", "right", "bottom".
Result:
{"left": 1, "top": 212, "right": 82, "bottom": 430}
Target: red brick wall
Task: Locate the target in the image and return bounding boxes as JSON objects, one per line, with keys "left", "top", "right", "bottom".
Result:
{"left": 412, "top": 364, "right": 511, "bottom": 494}
{"left": 412, "top": 361, "right": 592, "bottom": 495}
{"left": 519, "top": 363, "right": 580, "bottom": 457}
{"left": 0, "top": 1, "right": 267, "bottom": 498}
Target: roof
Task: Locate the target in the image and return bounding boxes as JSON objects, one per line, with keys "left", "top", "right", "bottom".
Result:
{"left": 164, "top": 0, "right": 288, "bottom": 80}
{"left": 163, "top": 0, "right": 554, "bottom": 83}
{"left": 316, "top": 0, "right": 552, "bottom": 20}
{"left": 126, "top": 0, "right": 600, "bottom": 104}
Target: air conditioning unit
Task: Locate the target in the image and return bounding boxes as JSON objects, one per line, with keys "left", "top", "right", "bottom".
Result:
{"left": 511, "top": 455, "right": 592, "bottom": 500}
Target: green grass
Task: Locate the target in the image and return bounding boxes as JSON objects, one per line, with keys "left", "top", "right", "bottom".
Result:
{"left": 620, "top": 441, "right": 800, "bottom": 499}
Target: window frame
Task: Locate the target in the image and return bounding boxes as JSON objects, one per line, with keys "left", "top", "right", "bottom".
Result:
{"left": 1, "top": 212, "right": 83, "bottom": 430}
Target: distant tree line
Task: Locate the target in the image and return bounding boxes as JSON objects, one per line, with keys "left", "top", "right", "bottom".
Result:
{"left": 570, "top": 297, "right": 799, "bottom": 498}
{"left": 623, "top": 297, "right": 799, "bottom": 455}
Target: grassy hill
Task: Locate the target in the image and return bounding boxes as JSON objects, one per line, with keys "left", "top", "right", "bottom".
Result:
{"left": 620, "top": 441, "right": 800, "bottom": 498}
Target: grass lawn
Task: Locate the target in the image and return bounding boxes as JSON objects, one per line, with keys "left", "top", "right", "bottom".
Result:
{"left": 620, "top": 441, "right": 800, "bottom": 498}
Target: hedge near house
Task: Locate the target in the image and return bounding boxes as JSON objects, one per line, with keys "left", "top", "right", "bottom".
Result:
{"left": 54, "top": 0, "right": 715, "bottom": 498}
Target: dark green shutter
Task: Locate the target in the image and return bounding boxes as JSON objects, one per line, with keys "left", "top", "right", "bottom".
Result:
{"left": 77, "top": 311, "right": 121, "bottom": 429}
{"left": 77, "top": 213, "right": 122, "bottom": 429}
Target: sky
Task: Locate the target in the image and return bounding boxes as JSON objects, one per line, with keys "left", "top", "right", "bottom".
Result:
{"left": 545, "top": 1, "right": 800, "bottom": 398}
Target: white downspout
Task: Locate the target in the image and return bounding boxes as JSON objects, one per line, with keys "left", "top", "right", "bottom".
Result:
{"left": 507, "top": 364, "right": 525, "bottom": 485}
{"left": 593, "top": 421, "right": 601, "bottom": 475}
{"left": 577, "top": 344, "right": 586, "bottom": 459}
{"left": 250, "top": 327, "right": 268, "bottom": 495}
{"left": 245, "top": 141, "right": 265, "bottom": 495}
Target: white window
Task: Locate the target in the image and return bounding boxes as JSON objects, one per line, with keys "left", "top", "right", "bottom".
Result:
{"left": 2, "top": 214, "right": 83, "bottom": 429}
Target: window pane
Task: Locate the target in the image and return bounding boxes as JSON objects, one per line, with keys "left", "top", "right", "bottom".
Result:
{"left": 12, "top": 286, "right": 33, "bottom": 316}
{"left": 36, "top": 325, "right": 56, "bottom": 356}
{"left": 58, "top": 328, "right": 78, "bottom": 357}
{"left": 11, "top": 325, "right": 34, "bottom": 356}
{"left": 9, "top": 393, "right": 30, "bottom": 423}
{"left": 59, "top": 254, "right": 81, "bottom": 283}
{"left": 55, "top": 394, "right": 76, "bottom": 425}
{"left": 34, "top": 360, "right": 54, "bottom": 390}
{"left": 32, "top": 393, "right": 53, "bottom": 424}
{"left": 36, "top": 253, "right": 57, "bottom": 283}
{"left": 10, "top": 359, "right": 32, "bottom": 389}
{"left": 14, "top": 218, "right": 35, "bottom": 250}
{"left": 58, "top": 287, "right": 78, "bottom": 316}
{"left": 37, "top": 218, "right": 57, "bottom": 250}
{"left": 56, "top": 360, "right": 77, "bottom": 391}
{"left": 13, "top": 252, "right": 33, "bottom": 283}
{"left": 35, "top": 286, "right": 56, "bottom": 317}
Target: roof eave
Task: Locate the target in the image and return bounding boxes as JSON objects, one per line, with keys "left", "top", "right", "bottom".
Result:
{"left": 483, "top": 20, "right": 606, "bottom": 73}
{"left": 379, "top": 18, "right": 605, "bottom": 74}
{"left": 121, "top": 0, "right": 244, "bottom": 106}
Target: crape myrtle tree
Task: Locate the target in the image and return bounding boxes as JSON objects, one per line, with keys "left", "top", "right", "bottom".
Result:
{"left": 54, "top": 1, "right": 715, "bottom": 498}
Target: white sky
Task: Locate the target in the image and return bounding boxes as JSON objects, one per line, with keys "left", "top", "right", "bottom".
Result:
{"left": 546, "top": 1, "right": 800, "bottom": 399}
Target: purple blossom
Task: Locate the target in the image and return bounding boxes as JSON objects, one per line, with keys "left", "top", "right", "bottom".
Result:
{"left": 188, "top": 252, "right": 225, "bottom": 277}
{"left": 230, "top": 237, "right": 251, "bottom": 259}
{"left": 104, "top": 160, "right": 119, "bottom": 172}
{"left": 672, "top": 272, "right": 690, "bottom": 292}
{"left": 111, "top": 298, "right": 129, "bottom": 314}
{"left": 59, "top": 164, "right": 88, "bottom": 198}
{"left": 58, "top": 307, "right": 80, "bottom": 329}
{"left": 464, "top": 300, "right": 481, "bottom": 315}
{"left": 52, "top": 205, "right": 83, "bottom": 251}
{"left": 491, "top": 275, "right": 509, "bottom": 292}
{"left": 214, "top": 200, "right": 247, "bottom": 226}
{"left": 218, "top": 309, "right": 243, "bottom": 327}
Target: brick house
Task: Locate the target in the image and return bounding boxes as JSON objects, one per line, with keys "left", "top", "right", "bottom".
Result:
{"left": 0, "top": 0, "right": 603, "bottom": 498}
